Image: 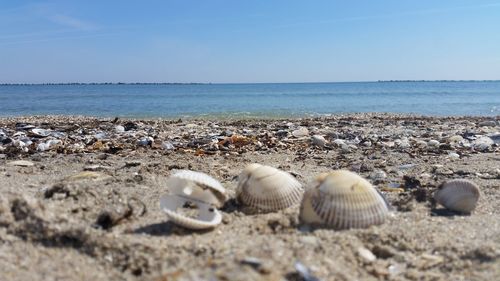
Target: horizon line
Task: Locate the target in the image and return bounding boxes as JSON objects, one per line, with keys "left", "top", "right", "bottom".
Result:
{"left": 1, "top": 79, "right": 500, "bottom": 86}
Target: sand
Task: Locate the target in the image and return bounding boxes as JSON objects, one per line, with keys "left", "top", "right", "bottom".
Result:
{"left": 0, "top": 114, "right": 499, "bottom": 281}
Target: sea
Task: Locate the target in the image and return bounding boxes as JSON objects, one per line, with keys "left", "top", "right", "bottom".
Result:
{"left": 0, "top": 81, "right": 499, "bottom": 118}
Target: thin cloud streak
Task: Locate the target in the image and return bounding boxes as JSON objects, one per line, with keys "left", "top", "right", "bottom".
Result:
{"left": 48, "top": 14, "right": 97, "bottom": 31}
{"left": 0, "top": 32, "right": 119, "bottom": 46}
{"left": 269, "top": 1, "right": 500, "bottom": 29}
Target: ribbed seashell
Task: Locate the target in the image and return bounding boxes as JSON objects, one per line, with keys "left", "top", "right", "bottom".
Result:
{"left": 166, "top": 170, "right": 227, "bottom": 208}
{"left": 434, "top": 179, "right": 480, "bottom": 213}
{"left": 236, "top": 163, "right": 303, "bottom": 212}
{"left": 299, "top": 170, "right": 389, "bottom": 229}
{"left": 160, "top": 194, "right": 222, "bottom": 230}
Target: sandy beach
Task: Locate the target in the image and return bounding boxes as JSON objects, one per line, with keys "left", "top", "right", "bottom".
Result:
{"left": 0, "top": 114, "right": 499, "bottom": 281}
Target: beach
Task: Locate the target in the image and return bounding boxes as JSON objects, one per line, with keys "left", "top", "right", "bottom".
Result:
{"left": 0, "top": 114, "right": 499, "bottom": 281}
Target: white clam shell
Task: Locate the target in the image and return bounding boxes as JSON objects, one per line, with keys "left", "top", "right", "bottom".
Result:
{"left": 160, "top": 194, "right": 222, "bottom": 229}
{"left": 434, "top": 179, "right": 480, "bottom": 213}
{"left": 299, "top": 170, "right": 389, "bottom": 229}
{"left": 237, "top": 164, "right": 304, "bottom": 212}
{"left": 166, "top": 170, "right": 227, "bottom": 208}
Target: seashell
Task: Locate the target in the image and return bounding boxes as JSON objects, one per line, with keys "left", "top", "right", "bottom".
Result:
{"left": 166, "top": 170, "right": 227, "bottom": 208}
{"left": 160, "top": 194, "right": 222, "bottom": 230}
{"left": 299, "top": 170, "right": 389, "bottom": 229}
{"left": 434, "top": 179, "right": 480, "bottom": 213}
{"left": 30, "top": 128, "right": 51, "bottom": 137}
{"left": 160, "top": 170, "right": 227, "bottom": 230}
{"left": 237, "top": 163, "right": 303, "bottom": 212}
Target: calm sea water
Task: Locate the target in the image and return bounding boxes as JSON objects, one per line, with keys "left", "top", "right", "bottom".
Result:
{"left": 0, "top": 82, "right": 499, "bottom": 118}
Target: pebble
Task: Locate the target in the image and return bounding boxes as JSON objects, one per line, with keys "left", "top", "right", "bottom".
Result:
{"left": 115, "top": 125, "right": 125, "bottom": 133}
{"left": 478, "top": 120, "right": 497, "bottom": 127}
{"left": 448, "top": 135, "right": 464, "bottom": 143}
{"left": 84, "top": 165, "right": 108, "bottom": 171}
{"left": 388, "top": 263, "right": 406, "bottom": 277}
{"left": 137, "top": 137, "right": 153, "bottom": 146}
{"left": 398, "top": 163, "right": 416, "bottom": 170}
{"left": 358, "top": 247, "right": 377, "bottom": 263}
{"left": 427, "top": 140, "right": 440, "bottom": 147}
{"left": 185, "top": 123, "right": 198, "bottom": 129}
{"left": 292, "top": 127, "right": 309, "bottom": 138}
{"left": 94, "top": 132, "right": 108, "bottom": 140}
{"left": 448, "top": 152, "right": 460, "bottom": 159}
{"left": 489, "top": 133, "right": 500, "bottom": 144}
{"left": 161, "top": 141, "right": 175, "bottom": 150}
{"left": 333, "top": 139, "right": 346, "bottom": 146}
{"left": 473, "top": 136, "right": 494, "bottom": 151}
{"left": 7, "top": 160, "right": 34, "bottom": 167}
{"left": 396, "top": 139, "right": 411, "bottom": 148}
{"left": 299, "top": 235, "right": 319, "bottom": 246}
{"left": 370, "top": 170, "right": 387, "bottom": 181}
{"left": 311, "top": 135, "right": 326, "bottom": 147}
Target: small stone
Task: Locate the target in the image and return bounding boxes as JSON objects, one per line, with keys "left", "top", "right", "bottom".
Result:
{"left": 488, "top": 133, "right": 500, "bottom": 144}
{"left": 361, "top": 140, "right": 372, "bottom": 147}
{"left": 94, "top": 132, "right": 107, "bottom": 140}
{"left": 388, "top": 263, "right": 406, "bottom": 277}
{"left": 478, "top": 120, "right": 497, "bottom": 127}
{"left": 115, "top": 125, "right": 125, "bottom": 133}
{"left": 161, "top": 141, "right": 175, "bottom": 150}
{"left": 398, "top": 163, "right": 416, "bottom": 170}
{"left": 292, "top": 127, "right": 309, "bottom": 138}
{"left": 415, "top": 140, "right": 427, "bottom": 148}
{"left": 84, "top": 165, "right": 108, "bottom": 171}
{"left": 358, "top": 247, "right": 377, "bottom": 263}
{"left": 428, "top": 140, "right": 440, "bottom": 147}
{"left": 137, "top": 137, "right": 153, "bottom": 146}
{"left": 185, "top": 123, "right": 198, "bottom": 129}
{"left": 64, "top": 171, "right": 113, "bottom": 182}
{"left": 448, "top": 135, "right": 464, "bottom": 143}
{"left": 125, "top": 160, "right": 142, "bottom": 167}
{"left": 333, "top": 139, "right": 346, "bottom": 146}
{"left": 448, "top": 152, "right": 460, "bottom": 159}
{"left": 299, "top": 235, "right": 319, "bottom": 246}
{"left": 473, "top": 136, "right": 494, "bottom": 151}
{"left": 311, "top": 135, "right": 326, "bottom": 147}
{"left": 7, "top": 160, "right": 34, "bottom": 167}
{"left": 370, "top": 170, "right": 387, "bottom": 181}
{"left": 395, "top": 138, "right": 410, "bottom": 148}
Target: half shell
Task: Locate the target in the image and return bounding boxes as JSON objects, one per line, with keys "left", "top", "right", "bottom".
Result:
{"left": 299, "top": 170, "right": 389, "bottom": 229}
{"left": 237, "top": 164, "right": 304, "bottom": 212}
{"left": 434, "top": 179, "right": 480, "bottom": 213}
{"left": 166, "top": 170, "right": 227, "bottom": 208}
{"left": 160, "top": 194, "right": 222, "bottom": 230}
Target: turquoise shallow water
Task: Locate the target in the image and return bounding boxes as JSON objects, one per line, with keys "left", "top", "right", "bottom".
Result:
{"left": 0, "top": 81, "right": 499, "bottom": 118}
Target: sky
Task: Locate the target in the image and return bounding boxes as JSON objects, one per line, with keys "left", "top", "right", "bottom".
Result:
{"left": 0, "top": 0, "right": 499, "bottom": 83}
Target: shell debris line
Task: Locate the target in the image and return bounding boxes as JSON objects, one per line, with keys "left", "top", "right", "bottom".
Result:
{"left": 236, "top": 163, "right": 304, "bottom": 213}
{"left": 434, "top": 179, "right": 480, "bottom": 213}
{"left": 160, "top": 170, "right": 227, "bottom": 230}
{"left": 299, "top": 170, "right": 389, "bottom": 230}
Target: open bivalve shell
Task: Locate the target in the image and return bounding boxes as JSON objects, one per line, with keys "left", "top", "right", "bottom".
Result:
{"left": 160, "top": 194, "right": 222, "bottom": 230}
{"left": 299, "top": 170, "right": 389, "bottom": 230}
{"left": 237, "top": 163, "right": 304, "bottom": 213}
{"left": 160, "top": 170, "right": 227, "bottom": 230}
{"left": 434, "top": 179, "right": 480, "bottom": 213}
{"left": 166, "top": 170, "right": 227, "bottom": 208}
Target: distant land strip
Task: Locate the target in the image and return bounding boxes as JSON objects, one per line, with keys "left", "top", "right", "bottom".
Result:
{"left": 0, "top": 80, "right": 499, "bottom": 86}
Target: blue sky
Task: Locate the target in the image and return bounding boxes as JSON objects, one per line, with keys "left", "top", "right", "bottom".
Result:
{"left": 1, "top": 0, "right": 499, "bottom": 83}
